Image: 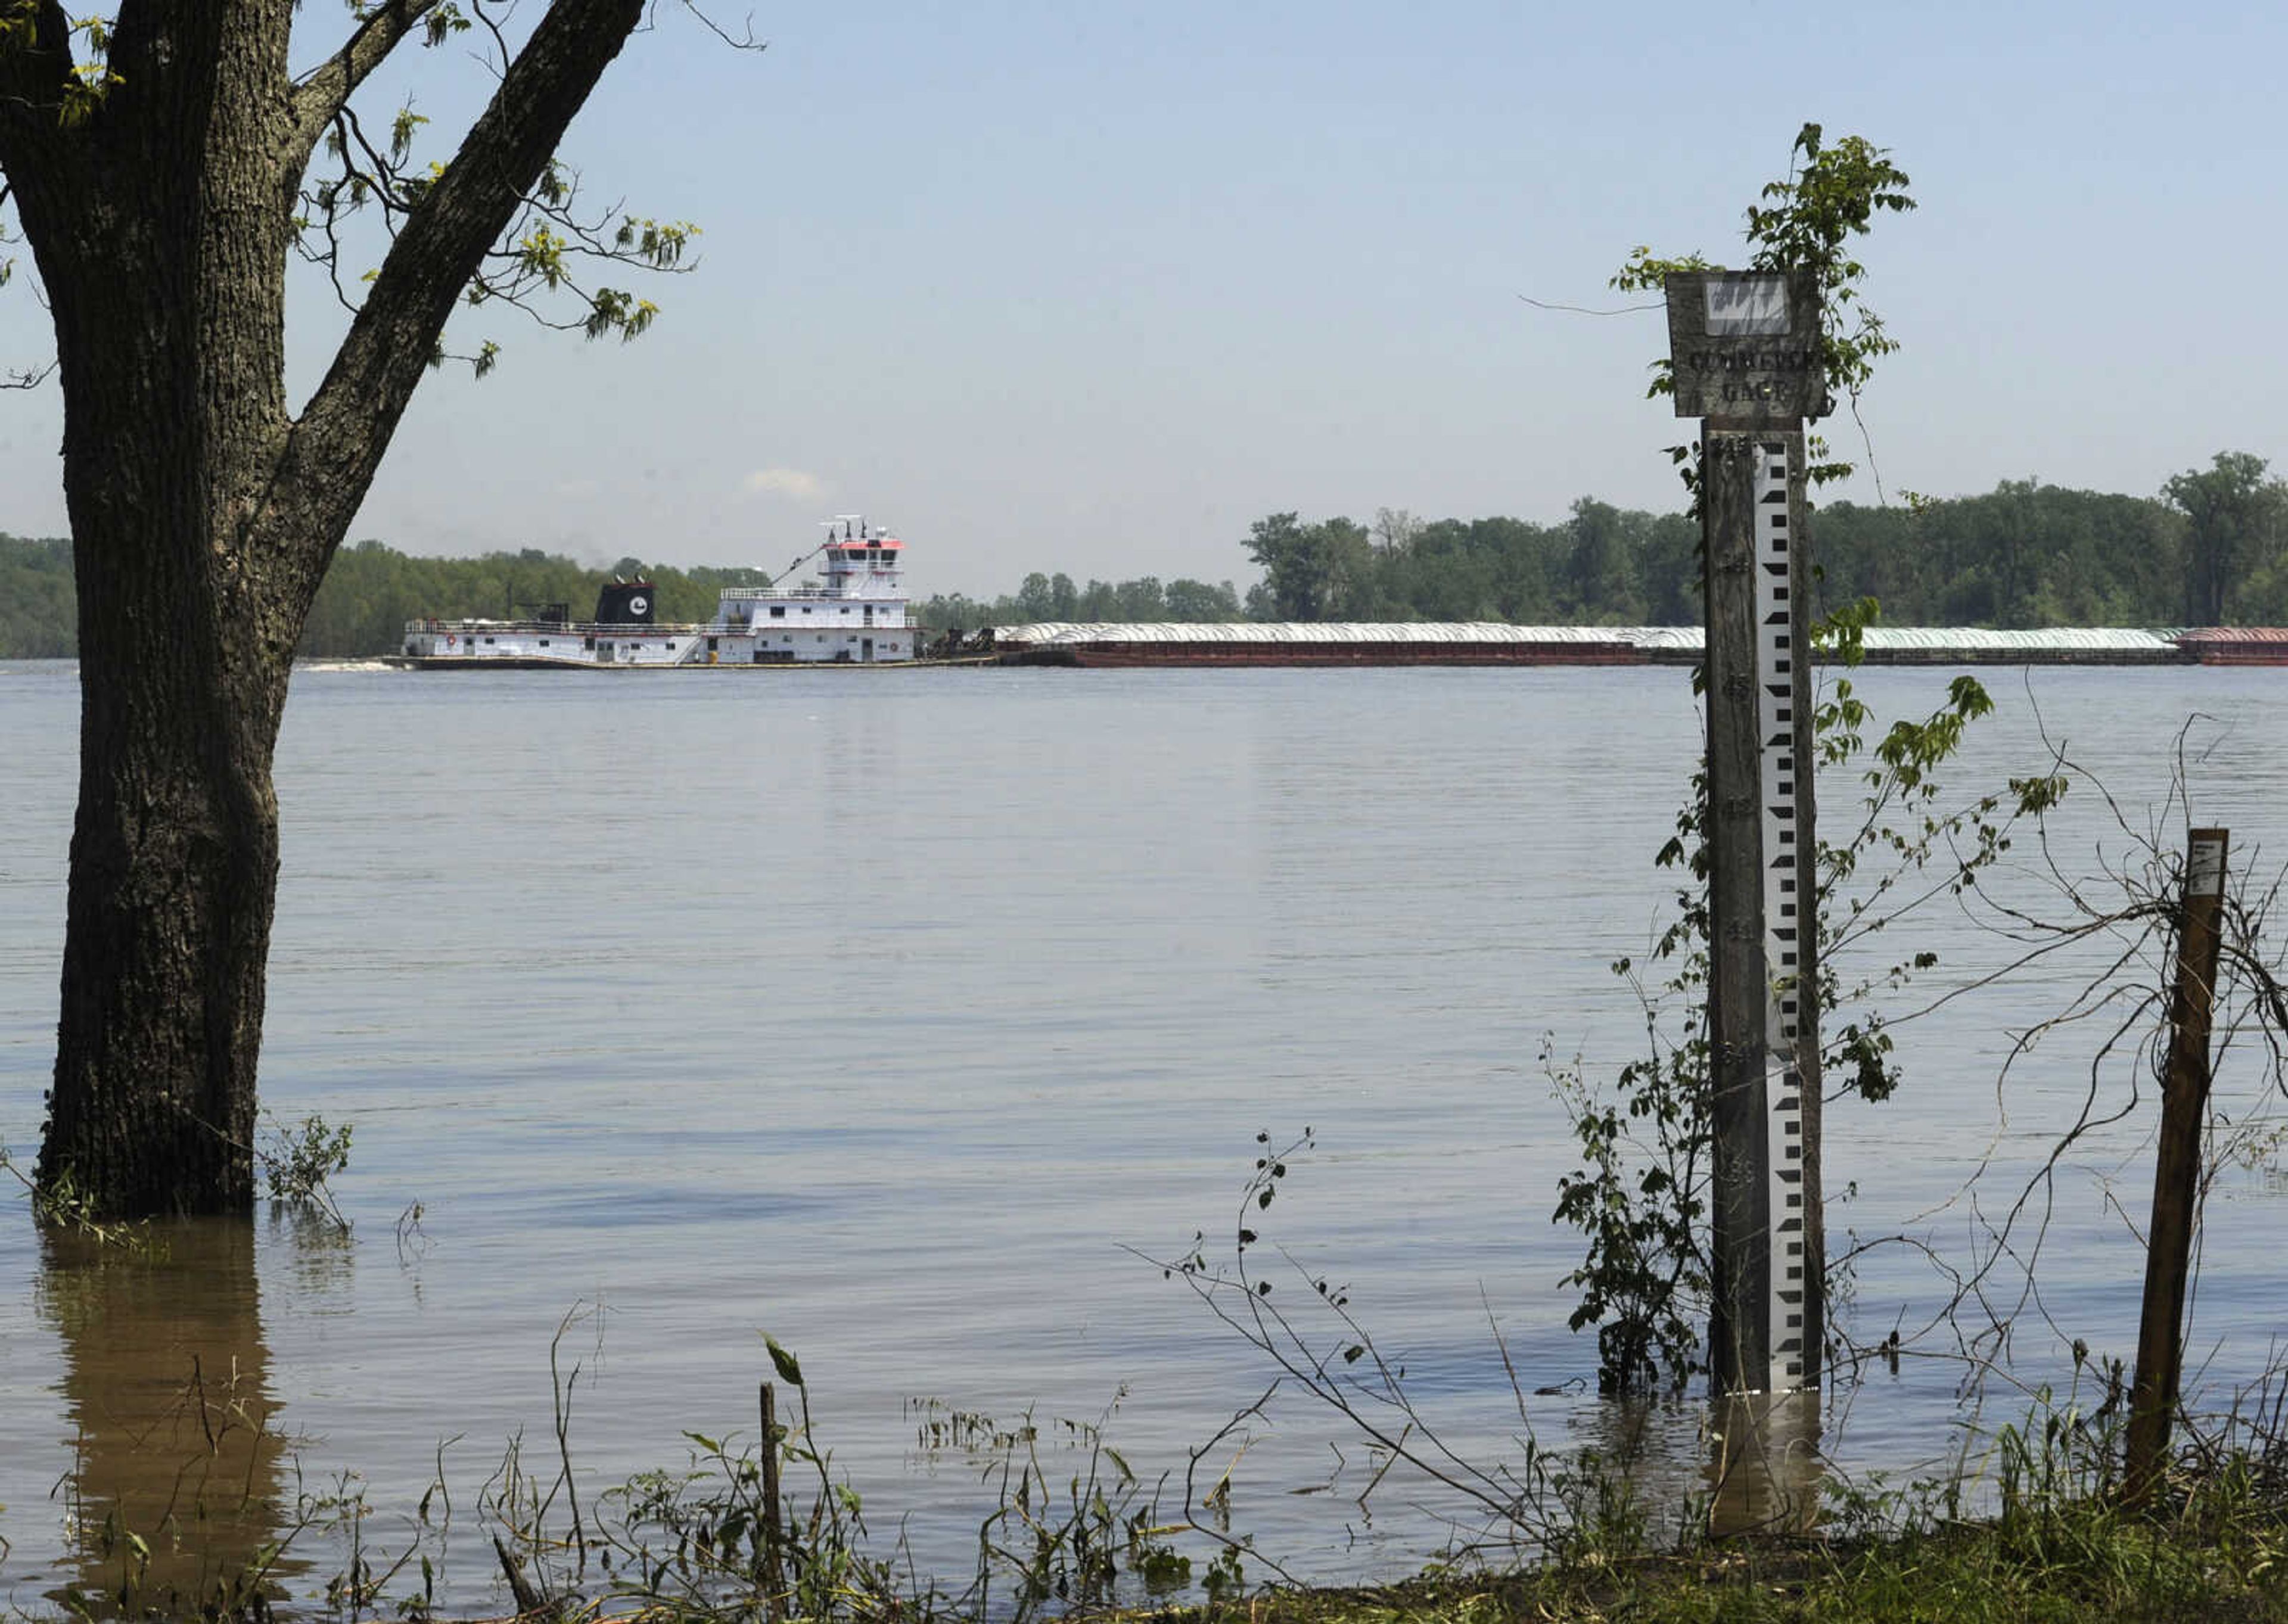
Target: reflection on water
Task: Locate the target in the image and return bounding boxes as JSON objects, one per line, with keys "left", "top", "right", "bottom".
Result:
{"left": 1705, "top": 1390, "right": 1822, "bottom": 1536}
{"left": 33, "top": 1217, "right": 321, "bottom": 1612}
{"left": 1550, "top": 1390, "right": 1820, "bottom": 1544}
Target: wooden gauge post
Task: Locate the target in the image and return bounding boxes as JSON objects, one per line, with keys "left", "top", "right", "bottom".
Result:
{"left": 1665, "top": 269, "right": 1826, "bottom": 1396}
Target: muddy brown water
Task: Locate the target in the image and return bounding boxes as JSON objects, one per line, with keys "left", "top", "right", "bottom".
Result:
{"left": 3, "top": 660, "right": 2286, "bottom": 1611}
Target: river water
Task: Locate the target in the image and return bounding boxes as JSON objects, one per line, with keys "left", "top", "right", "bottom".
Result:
{"left": 2, "top": 659, "right": 2286, "bottom": 1612}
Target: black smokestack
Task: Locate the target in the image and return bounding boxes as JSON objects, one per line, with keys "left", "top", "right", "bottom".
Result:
{"left": 593, "top": 579, "right": 657, "bottom": 624}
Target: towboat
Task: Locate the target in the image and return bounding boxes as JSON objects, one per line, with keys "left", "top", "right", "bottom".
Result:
{"left": 390, "top": 518, "right": 920, "bottom": 668}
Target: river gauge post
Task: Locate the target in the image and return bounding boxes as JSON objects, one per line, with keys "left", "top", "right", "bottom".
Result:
{"left": 1664, "top": 269, "right": 1826, "bottom": 1398}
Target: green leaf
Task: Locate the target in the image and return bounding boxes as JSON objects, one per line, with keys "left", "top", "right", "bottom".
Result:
{"left": 763, "top": 1334, "right": 804, "bottom": 1388}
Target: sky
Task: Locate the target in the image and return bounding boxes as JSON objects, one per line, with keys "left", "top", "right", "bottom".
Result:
{"left": 2, "top": 0, "right": 2284, "bottom": 598}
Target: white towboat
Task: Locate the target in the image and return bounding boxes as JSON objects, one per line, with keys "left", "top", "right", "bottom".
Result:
{"left": 391, "top": 517, "right": 918, "bottom": 668}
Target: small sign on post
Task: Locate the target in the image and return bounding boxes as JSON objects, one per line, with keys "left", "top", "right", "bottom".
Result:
{"left": 1665, "top": 270, "right": 1827, "bottom": 423}
{"left": 1665, "top": 268, "right": 1824, "bottom": 1397}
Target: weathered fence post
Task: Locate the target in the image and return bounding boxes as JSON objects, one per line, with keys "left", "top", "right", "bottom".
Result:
{"left": 1665, "top": 269, "right": 1824, "bottom": 1396}
{"left": 2125, "top": 827, "right": 2230, "bottom": 1505}
{"left": 760, "top": 1379, "right": 788, "bottom": 1609}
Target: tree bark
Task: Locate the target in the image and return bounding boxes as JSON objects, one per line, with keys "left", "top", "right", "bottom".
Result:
{"left": 6, "top": 0, "right": 646, "bottom": 1215}
{"left": 23, "top": 1, "right": 298, "bottom": 1212}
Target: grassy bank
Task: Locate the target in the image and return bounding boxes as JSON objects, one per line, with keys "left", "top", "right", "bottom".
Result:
{"left": 1236, "top": 1434, "right": 2288, "bottom": 1623}
{"left": 36, "top": 1408, "right": 2288, "bottom": 1622}
{"left": 1217, "top": 1499, "right": 2288, "bottom": 1622}
{"left": 20, "top": 1255, "right": 2288, "bottom": 1622}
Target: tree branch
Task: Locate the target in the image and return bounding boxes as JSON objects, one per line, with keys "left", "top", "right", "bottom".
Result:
{"left": 265, "top": 0, "right": 645, "bottom": 566}
{"left": 102, "top": 0, "right": 169, "bottom": 101}
{"left": 675, "top": 0, "right": 768, "bottom": 55}
{"left": 286, "top": 0, "right": 447, "bottom": 173}
{"left": 0, "top": 0, "right": 77, "bottom": 148}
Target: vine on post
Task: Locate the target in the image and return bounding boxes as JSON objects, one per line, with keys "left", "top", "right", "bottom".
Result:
{"left": 1611, "top": 123, "right": 1915, "bottom": 499}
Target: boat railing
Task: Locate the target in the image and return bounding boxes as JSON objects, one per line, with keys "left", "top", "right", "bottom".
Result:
{"left": 403, "top": 617, "right": 716, "bottom": 637}
{"left": 404, "top": 609, "right": 913, "bottom": 637}
{"left": 719, "top": 583, "right": 905, "bottom": 602}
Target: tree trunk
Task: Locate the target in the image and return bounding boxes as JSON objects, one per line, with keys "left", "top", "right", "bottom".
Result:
{"left": 39, "top": 607, "right": 291, "bottom": 1214}
{"left": 29, "top": 21, "right": 303, "bottom": 1212}
{"left": 7, "top": 0, "right": 646, "bottom": 1216}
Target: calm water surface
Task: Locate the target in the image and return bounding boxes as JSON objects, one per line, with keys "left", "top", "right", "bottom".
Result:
{"left": 3, "top": 661, "right": 2286, "bottom": 1610}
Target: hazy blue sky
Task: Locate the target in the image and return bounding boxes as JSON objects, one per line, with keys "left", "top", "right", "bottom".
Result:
{"left": 2, "top": 1, "right": 2282, "bottom": 598}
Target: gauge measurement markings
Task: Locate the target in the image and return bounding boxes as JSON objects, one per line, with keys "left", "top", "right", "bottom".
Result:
{"left": 1754, "top": 443, "right": 1808, "bottom": 1393}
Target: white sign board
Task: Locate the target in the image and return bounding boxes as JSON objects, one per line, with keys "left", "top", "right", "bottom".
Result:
{"left": 1703, "top": 276, "right": 1792, "bottom": 336}
{"left": 2188, "top": 832, "right": 2228, "bottom": 898}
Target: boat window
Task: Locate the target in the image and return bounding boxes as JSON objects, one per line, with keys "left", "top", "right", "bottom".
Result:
{"left": 770, "top": 606, "right": 785, "bottom": 618}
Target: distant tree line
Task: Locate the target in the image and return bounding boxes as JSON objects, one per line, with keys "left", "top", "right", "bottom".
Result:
{"left": 1235, "top": 453, "right": 2283, "bottom": 629}
{"left": 0, "top": 453, "right": 2278, "bottom": 658}
{"left": 0, "top": 537, "right": 785, "bottom": 658}
{"left": 293, "top": 542, "right": 779, "bottom": 657}
{"left": 0, "top": 534, "right": 74, "bottom": 656}
{"left": 911, "top": 571, "right": 1248, "bottom": 631}
{"left": 1239, "top": 503, "right": 1702, "bottom": 624}
{"left": 0, "top": 533, "right": 1254, "bottom": 657}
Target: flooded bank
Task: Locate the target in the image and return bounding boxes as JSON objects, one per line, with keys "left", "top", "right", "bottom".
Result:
{"left": 4, "top": 661, "right": 2286, "bottom": 1611}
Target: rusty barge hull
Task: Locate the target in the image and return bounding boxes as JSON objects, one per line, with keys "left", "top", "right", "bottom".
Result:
{"left": 1016, "top": 645, "right": 2188, "bottom": 668}
{"left": 992, "top": 623, "right": 2236, "bottom": 668}
{"left": 2177, "top": 630, "right": 2288, "bottom": 665}
{"left": 1630, "top": 646, "right": 2193, "bottom": 667}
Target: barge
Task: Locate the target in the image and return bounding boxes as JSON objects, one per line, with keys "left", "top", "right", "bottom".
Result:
{"left": 990, "top": 623, "right": 2220, "bottom": 668}
{"left": 2175, "top": 628, "right": 2288, "bottom": 665}
{"left": 992, "top": 623, "right": 1643, "bottom": 667}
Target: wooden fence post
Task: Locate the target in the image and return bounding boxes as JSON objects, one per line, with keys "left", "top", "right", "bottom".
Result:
{"left": 2124, "top": 827, "right": 2229, "bottom": 1505}
{"left": 761, "top": 1379, "right": 787, "bottom": 1609}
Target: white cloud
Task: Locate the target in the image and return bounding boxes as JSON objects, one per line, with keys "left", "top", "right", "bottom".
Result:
{"left": 742, "top": 468, "right": 827, "bottom": 502}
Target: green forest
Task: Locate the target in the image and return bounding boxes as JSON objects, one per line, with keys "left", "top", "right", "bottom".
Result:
{"left": 0, "top": 452, "right": 2278, "bottom": 658}
{"left": 1238, "top": 452, "right": 2283, "bottom": 628}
